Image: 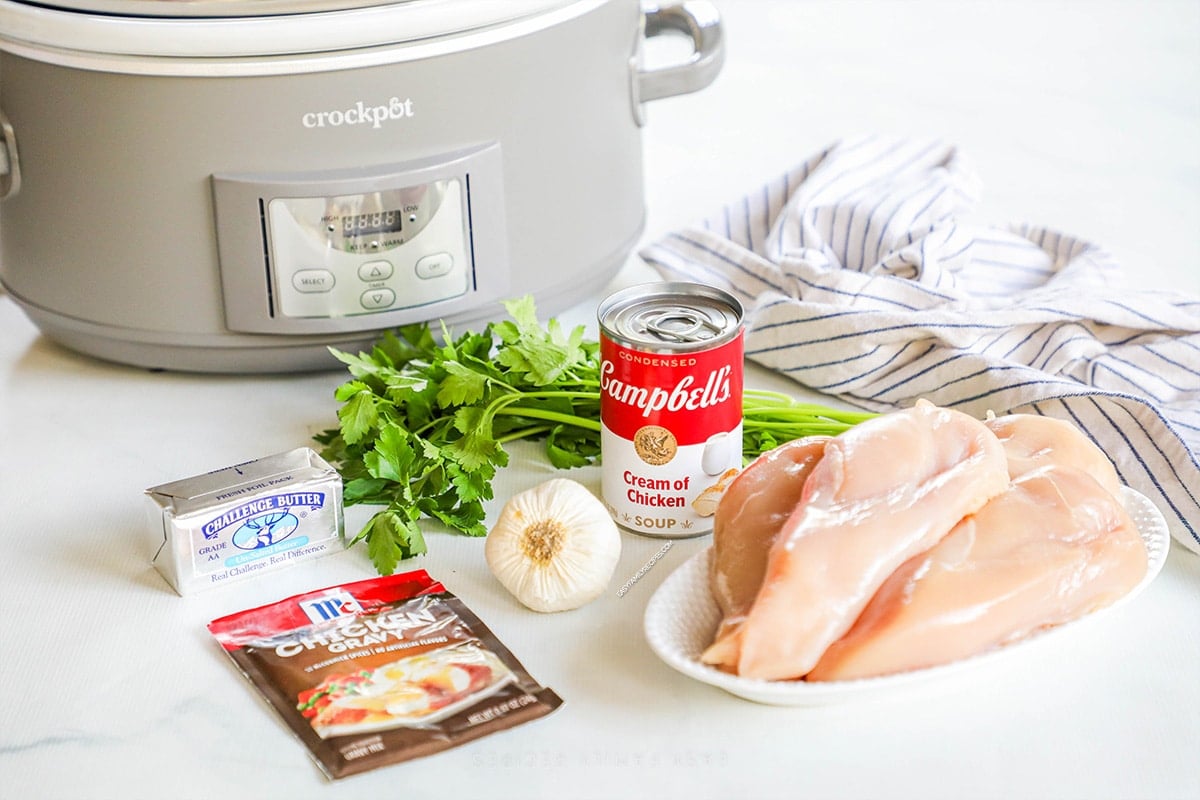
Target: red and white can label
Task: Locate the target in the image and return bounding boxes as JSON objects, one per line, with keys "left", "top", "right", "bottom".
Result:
{"left": 599, "top": 333, "right": 744, "bottom": 537}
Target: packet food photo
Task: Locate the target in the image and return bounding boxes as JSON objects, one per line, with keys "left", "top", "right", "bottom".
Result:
{"left": 207, "top": 571, "right": 562, "bottom": 779}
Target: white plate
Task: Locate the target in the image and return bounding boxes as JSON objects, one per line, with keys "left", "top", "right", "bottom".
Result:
{"left": 643, "top": 487, "right": 1171, "bottom": 705}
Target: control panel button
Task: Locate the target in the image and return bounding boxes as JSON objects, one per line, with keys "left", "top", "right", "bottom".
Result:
{"left": 292, "top": 269, "right": 335, "bottom": 293}
{"left": 360, "top": 288, "right": 396, "bottom": 310}
{"left": 358, "top": 260, "right": 394, "bottom": 282}
{"left": 415, "top": 252, "right": 454, "bottom": 279}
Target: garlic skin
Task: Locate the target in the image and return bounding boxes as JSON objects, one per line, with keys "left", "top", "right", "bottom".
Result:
{"left": 485, "top": 478, "right": 621, "bottom": 613}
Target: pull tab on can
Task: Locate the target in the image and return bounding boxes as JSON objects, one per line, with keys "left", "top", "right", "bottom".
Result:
{"left": 643, "top": 307, "right": 725, "bottom": 343}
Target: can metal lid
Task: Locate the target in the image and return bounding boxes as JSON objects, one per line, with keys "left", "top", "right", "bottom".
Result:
{"left": 598, "top": 282, "right": 743, "bottom": 352}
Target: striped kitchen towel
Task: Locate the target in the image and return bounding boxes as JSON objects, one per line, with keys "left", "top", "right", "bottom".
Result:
{"left": 640, "top": 136, "right": 1200, "bottom": 555}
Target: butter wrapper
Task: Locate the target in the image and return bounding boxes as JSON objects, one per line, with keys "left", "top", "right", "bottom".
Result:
{"left": 147, "top": 447, "right": 344, "bottom": 595}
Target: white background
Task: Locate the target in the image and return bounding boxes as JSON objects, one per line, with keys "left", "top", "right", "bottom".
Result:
{"left": 2, "top": 2, "right": 1198, "bottom": 799}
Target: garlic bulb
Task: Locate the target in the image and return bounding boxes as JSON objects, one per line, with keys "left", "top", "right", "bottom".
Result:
{"left": 485, "top": 478, "right": 621, "bottom": 612}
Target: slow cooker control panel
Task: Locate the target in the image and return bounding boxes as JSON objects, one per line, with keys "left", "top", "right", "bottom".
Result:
{"left": 212, "top": 144, "right": 508, "bottom": 336}
{"left": 268, "top": 179, "right": 468, "bottom": 320}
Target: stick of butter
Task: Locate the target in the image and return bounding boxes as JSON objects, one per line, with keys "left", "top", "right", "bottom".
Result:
{"left": 146, "top": 447, "right": 344, "bottom": 595}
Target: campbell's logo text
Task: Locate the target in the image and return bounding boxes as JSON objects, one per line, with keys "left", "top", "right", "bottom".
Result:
{"left": 601, "top": 360, "right": 733, "bottom": 417}
{"left": 598, "top": 335, "right": 743, "bottom": 446}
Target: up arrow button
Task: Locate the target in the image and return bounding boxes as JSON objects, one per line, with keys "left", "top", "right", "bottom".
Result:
{"left": 358, "top": 260, "right": 394, "bottom": 282}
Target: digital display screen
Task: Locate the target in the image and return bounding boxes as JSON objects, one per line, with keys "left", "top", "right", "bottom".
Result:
{"left": 341, "top": 210, "right": 403, "bottom": 237}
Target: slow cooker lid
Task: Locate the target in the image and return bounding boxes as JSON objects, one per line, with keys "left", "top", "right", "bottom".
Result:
{"left": 0, "top": 0, "right": 596, "bottom": 64}
{"left": 18, "top": 0, "right": 405, "bottom": 17}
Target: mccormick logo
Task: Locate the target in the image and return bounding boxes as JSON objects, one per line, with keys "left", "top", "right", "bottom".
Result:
{"left": 301, "top": 96, "right": 414, "bottom": 130}
{"left": 299, "top": 590, "right": 364, "bottom": 624}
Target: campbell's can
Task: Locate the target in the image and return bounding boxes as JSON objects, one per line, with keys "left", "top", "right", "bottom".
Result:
{"left": 598, "top": 282, "right": 744, "bottom": 537}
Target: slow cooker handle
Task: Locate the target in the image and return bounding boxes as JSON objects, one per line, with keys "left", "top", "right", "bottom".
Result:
{"left": 638, "top": 1, "right": 725, "bottom": 103}
{"left": 0, "top": 109, "right": 19, "bottom": 200}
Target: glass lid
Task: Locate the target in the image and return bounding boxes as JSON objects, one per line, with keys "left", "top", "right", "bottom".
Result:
{"left": 14, "top": 0, "right": 409, "bottom": 17}
{"left": 0, "top": 0, "right": 587, "bottom": 64}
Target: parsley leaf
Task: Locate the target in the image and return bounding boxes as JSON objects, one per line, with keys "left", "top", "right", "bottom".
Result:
{"left": 362, "top": 509, "right": 425, "bottom": 576}
{"left": 436, "top": 360, "right": 490, "bottom": 407}
{"left": 334, "top": 383, "right": 378, "bottom": 446}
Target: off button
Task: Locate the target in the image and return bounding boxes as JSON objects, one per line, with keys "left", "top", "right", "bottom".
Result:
{"left": 360, "top": 288, "right": 396, "bottom": 310}
{"left": 415, "top": 252, "right": 454, "bottom": 279}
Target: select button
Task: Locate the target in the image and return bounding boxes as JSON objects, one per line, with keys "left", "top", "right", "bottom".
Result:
{"left": 360, "top": 288, "right": 396, "bottom": 310}
{"left": 292, "top": 269, "right": 335, "bottom": 293}
{"left": 415, "top": 252, "right": 454, "bottom": 279}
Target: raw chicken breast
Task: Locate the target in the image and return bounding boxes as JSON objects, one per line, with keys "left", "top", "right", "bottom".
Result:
{"left": 985, "top": 413, "right": 1121, "bottom": 496}
{"left": 704, "top": 401, "right": 1009, "bottom": 680}
{"left": 807, "top": 465, "right": 1147, "bottom": 681}
{"left": 706, "top": 437, "right": 831, "bottom": 646}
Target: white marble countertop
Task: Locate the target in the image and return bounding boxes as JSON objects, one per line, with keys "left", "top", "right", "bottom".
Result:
{"left": 2, "top": 1, "right": 1198, "bottom": 798}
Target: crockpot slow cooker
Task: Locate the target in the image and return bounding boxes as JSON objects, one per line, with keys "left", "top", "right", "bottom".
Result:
{"left": 0, "top": 0, "right": 722, "bottom": 372}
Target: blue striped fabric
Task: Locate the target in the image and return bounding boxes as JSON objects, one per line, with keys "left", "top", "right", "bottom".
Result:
{"left": 640, "top": 136, "right": 1200, "bottom": 555}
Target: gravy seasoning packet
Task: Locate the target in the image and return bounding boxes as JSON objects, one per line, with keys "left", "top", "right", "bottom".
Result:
{"left": 207, "top": 571, "right": 562, "bottom": 779}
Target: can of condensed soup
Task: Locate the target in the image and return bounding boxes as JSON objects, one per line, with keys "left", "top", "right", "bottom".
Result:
{"left": 598, "top": 282, "right": 744, "bottom": 537}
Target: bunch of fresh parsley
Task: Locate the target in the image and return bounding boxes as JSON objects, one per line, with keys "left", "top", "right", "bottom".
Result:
{"left": 315, "top": 297, "right": 874, "bottom": 575}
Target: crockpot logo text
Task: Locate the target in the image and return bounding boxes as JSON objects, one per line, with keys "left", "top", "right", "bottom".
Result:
{"left": 301, "top": 97, "right": 414, "bottom": 130}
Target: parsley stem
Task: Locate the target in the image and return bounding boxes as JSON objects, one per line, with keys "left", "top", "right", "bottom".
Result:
{"left": 496, "top": 424, "right": 554, "bottom": 444}
{"left": 744, "top": 420, "right": 856, "bottom": 434}
{"left": 412, "top": 416, "right": 455, "bottom": 439}
{"left": 743, "top": 388, "right": 799, "bottom": 404}
{"left": 482, "top": 389, "right": 599, "bottom": 426}
{"left": 492, "top": 406, "right": 602, "bottom": 432}
{"left": 742, "top": 405, "right": 876, "bottom": 424}
{"left": 492, "top": 390, "right": 600, "bottom": 402}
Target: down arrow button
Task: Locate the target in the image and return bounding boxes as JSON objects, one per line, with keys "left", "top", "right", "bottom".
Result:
{"left": 359, "top": 288, "right": 396, "bottom": 310}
